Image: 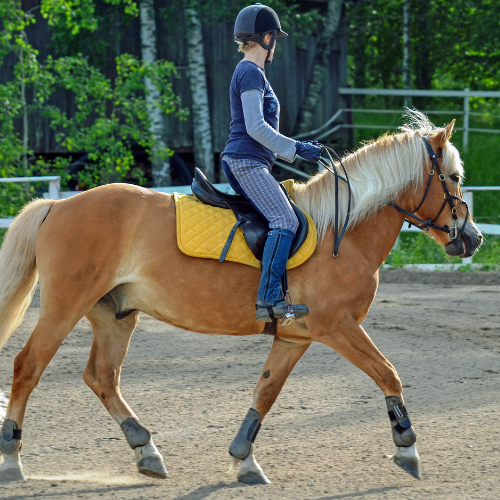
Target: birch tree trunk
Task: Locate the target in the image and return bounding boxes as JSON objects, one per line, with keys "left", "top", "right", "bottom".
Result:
{"left": 293, "top": 0, "right": 343, "bottom": 136}
{"left": 183, "top": 0, "right": 214, "bottom": 181}
{"left": 403, "top": 0, "right": 412, "bottom": 108}
{"left": 140, "top": 0, "right": 170, "bottom": 186}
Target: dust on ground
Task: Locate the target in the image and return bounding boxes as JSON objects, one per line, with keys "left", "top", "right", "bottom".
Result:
{"left": 0, "top": 269, "right": 498, "bottom": 499}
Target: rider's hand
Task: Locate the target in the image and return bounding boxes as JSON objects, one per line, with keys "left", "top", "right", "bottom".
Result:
{"left": 295, "top": 141, "right": 322, "bottom": 163}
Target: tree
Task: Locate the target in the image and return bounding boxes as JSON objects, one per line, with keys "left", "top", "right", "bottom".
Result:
{"left": 44, "top": 54, "right": 185, "bottom": 189}
{"left": 183, "top": 0, "right": 214, "bottom": 181}
{"left": 0, "top": 0, "right": 186, "bottom": 196}
{"left": 346, "top": 0, "right": 500, "bottom": 94}
{"left": 140, "top": 0, "right": 171, "bottom": 186}
{"left": 402, "top": 0, "right": 411, "bottom": 107}
{"left": 414, "top": 0, "right": 432, "bottom": 90}
{"left": 0, "top": 2, "right": 49, "bottom": 175}
{"left": 293, "top": 0, "right": 343, "bottom": 136}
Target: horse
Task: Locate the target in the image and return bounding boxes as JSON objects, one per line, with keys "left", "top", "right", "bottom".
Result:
{"left": 0, "top": 111, "right": 483, "bottom": 484}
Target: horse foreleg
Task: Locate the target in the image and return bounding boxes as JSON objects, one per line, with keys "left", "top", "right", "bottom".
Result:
{"left": 84, "top": 301, "right": 167, "bottom": 479}
{"left": 311, "top": 321, "right": 420, "bottom": 479}
{"left": 229, "top": 337, "right": 310, "bottom": 484}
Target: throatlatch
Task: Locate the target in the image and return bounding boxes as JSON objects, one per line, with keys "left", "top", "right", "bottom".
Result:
{"left": 386, "top": 396, "right": 417, "bottom": 447}
{"left": 0, "top": 419, "right": 22, "bottom": 454}
{"left": 229, "top": 408, "right": 262, "bottom": 460}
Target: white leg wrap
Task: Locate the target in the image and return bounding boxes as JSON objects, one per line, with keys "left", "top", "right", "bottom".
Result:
{"left": 0, "top": 449, "right": 26, "bottom": 483}
{"left": 134, "top": 439, "right": 167, "bottom": 479}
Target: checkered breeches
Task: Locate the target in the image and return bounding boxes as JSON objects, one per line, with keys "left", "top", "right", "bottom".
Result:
{"left": 224, "top": 157, "right": 299, "bottom": 233}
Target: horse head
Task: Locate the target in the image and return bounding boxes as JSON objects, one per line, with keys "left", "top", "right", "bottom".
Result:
{"left": 405, "top": 120, "right": 483, "bottom": 258}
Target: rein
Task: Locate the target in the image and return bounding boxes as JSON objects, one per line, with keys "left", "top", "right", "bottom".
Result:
{"left": 318, "top": 146, "right": 352, "bottom": 257}
{"left": 387, "top": 137, "right": 469, "bottom": 240}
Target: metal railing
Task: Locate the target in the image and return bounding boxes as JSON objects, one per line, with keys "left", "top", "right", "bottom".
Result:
{"left": 338, "top": 87, "right": 500, "bottom": 153}
{"left": 291, "top": 88, "right": 500, "bottom": 154}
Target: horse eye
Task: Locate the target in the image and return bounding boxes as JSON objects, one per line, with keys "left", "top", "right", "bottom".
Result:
{"left": 450, "top": 175, "right": 460, "bottom": 183}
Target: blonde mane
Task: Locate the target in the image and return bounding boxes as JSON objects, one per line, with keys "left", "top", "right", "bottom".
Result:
{"left": 293, "top": 110, "right": 464, "bottom": 239}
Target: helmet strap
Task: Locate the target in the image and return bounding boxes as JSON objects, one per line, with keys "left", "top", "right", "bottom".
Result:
{"left": 257, "top": 31, "right": 276, "bottom": 64}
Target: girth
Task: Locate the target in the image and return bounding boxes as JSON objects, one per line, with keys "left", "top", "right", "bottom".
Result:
{"left": 191, "top": 167, "right": 309, "bottom": 262}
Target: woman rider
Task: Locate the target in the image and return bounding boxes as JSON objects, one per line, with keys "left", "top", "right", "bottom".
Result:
{"left": 221, "top": 3, "right": 322, "bottom": 323}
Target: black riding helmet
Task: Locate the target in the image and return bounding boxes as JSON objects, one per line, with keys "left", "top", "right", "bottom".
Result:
{"left": 234, "top": 3, "right": 287, "bottom": 63}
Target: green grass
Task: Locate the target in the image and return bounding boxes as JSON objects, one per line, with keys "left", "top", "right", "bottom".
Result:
{"left": 385, "top": 233, "right": 500, "bottom": 268}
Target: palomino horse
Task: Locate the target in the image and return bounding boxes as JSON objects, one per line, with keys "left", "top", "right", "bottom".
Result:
{"left": 0, "top": 111, "right": 482, "bottom": 484}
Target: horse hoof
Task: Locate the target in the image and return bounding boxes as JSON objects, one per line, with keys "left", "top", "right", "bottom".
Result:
{"left": 0, "top": 467, "right": 26, "bottom": 483}
{"left": 237, "top": 470, "right": 271, "bottom": 485}
{"left": 394, "top": 454, "right": 421, "bottom": 479}
{"left": 137, "top": 454, "right": 168, "bottom": 479}
{"left": 389, "top": 444, "right": 421, "bottom": 479}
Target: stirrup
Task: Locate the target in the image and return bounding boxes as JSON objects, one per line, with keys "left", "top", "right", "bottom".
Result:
{"left": 272, "top": 300, "right": 309, "bottom": 325}
{"left": 255, "top": 300, "right": 309, "bottom": 324}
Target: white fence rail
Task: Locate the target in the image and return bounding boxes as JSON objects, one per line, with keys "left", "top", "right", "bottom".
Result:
{"left": 0, "top": 176, "right": 61, "bottom": 228}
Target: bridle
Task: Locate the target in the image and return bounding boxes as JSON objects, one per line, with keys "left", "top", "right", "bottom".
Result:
{"left": 387, "top": 137, "right": 469, "bottom": 240}
{"left": 318, "top": 136, "right": 469, "bottom": 257}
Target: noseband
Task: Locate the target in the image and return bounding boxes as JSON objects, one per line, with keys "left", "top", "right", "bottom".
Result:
{"left": 387, "top": 137, "right": 469, "bottom": 240}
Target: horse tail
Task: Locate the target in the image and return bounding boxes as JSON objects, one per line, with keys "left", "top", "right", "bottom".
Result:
{"left": 0, "top": 198, "right": 55, "bottom": 355}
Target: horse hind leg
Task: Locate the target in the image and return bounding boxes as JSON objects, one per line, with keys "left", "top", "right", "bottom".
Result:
{"left": 229, "top": 337, "right": 310, "bottom": 484}
{"left": 0, "top": 310, "right": 82, "bottom": 482}
{"left": 83, "top": 295, "right": 167, "bottom": 479}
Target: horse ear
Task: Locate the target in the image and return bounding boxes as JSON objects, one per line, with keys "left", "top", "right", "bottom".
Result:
{"left": 444, "top": 119, "right": 456, "bottom": 141}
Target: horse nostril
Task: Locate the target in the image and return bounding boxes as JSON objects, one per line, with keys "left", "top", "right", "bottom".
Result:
{"left": 477, "top": 235, "right": 483, "bottom": 245}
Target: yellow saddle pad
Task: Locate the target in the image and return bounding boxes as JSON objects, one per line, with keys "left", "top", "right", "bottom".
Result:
{"left": 174, "top": 180, "right": 317, "bottom": 270}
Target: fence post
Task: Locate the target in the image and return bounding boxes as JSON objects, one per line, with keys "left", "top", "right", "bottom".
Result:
{"left": 463, "top": 87, "right": 470, "bottom": 154}
{"left": 48, "top": 178, "right": 60, "bottom": 200}
{"left": 461, "top": 190, "right": 474, "bottom": 265}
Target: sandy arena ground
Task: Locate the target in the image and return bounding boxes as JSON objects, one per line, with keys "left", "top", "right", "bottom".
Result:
{"left": 0, "top": 269, "right": 499, "bottom": 500}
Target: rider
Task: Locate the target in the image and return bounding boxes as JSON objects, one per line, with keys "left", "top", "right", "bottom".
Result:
{"left": 221, "top": 3, "right": 322, "bottom": 323}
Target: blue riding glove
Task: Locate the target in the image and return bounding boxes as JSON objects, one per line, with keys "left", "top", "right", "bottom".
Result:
{"left": 295, "top": 141, "right": 322, "bottom": 163}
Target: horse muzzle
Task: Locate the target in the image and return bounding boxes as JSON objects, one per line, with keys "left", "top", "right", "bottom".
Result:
{"left": 444, "top": 220, "right": 483, "bottom": 258}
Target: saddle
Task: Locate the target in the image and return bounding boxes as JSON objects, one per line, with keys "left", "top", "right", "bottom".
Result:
{"left": 191, "top": 168, "right": 309, "bottom": 262}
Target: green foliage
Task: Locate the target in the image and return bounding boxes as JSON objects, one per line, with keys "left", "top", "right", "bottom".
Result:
{"left": 385, "top": 233, "right": 460, "bottom": 267}
{"left": 40, "top": 0, "right": 138, "bottom": 35}
{"left": 42, "top": 54, "right": 186, "bottom": 188}
{"left": 0, "top": 2, "right": 45, "bottom": 174}
{"left": 161, "top": 0, "right": 323, "bottom": 49}
{"left": 0, "top": 0, "right": 186, "bottom": 219}
{"left": 346, "top": 0, "right": 500, "bottom": 92}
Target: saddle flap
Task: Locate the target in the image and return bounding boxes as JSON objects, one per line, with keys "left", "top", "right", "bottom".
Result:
{"left": 224, "top": 200, "right": 269, "bottom": 261}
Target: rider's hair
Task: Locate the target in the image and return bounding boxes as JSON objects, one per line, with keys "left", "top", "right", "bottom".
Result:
{"left": 235, "top": 40, "right": 258, "bottom": 53}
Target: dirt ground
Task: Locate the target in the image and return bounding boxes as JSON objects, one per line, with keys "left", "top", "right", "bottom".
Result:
{"left": 0, "top": 269, "right": 499, "bottom": 500}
